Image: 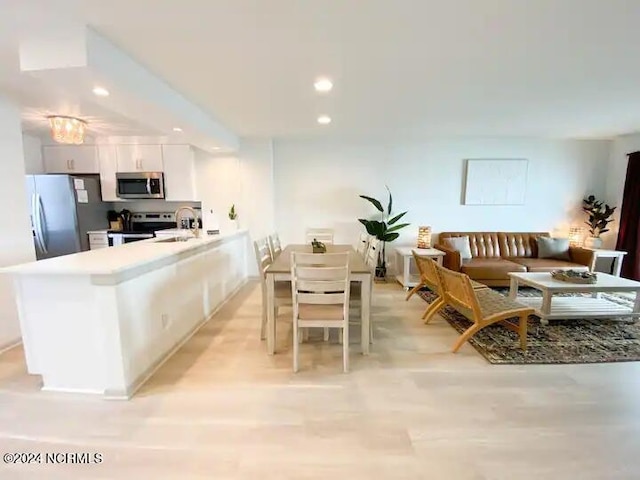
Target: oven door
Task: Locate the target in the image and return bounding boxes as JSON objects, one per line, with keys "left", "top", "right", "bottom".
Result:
{"left": 108, "top": 233, "right": 154, "bottom": 246}
{"left": 116, "top": 173, "right": 165, "bottom": 199}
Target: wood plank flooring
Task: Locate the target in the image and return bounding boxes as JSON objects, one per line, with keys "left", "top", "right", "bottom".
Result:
{"left": 1, "top": 280, "right": 640, "bottom": 479}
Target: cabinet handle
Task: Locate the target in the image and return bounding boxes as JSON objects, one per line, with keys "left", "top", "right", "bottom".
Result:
{"left": 71, "top": 159, "right": 75, "bottom": 170}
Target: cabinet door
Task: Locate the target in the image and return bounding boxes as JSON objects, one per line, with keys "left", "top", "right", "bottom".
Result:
{"left": 43, "top": 146, "right": 99, "bottom": 173}
{"left": 98, "top": 145, "right": 118, "bottom": 201}
{"left": 162, "top": 145, "right": 197, "bottom": 201}
{"left": 116, "top": 145, "right": 163, "bottom": 172}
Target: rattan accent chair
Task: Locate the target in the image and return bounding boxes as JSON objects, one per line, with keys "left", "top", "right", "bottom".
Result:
{"left": 434, "top": 262, "right": 533, "bottom": 353}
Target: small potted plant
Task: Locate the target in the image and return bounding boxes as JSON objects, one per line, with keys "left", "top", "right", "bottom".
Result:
{"left": 582, "top": 195, "right": 616, "bottom": 248}
{"left": 228, "top": 204, "right": 238, "bottom": 230}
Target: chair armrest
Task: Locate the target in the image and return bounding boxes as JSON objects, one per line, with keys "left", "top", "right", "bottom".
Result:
{"left": 569, "top": 247, "right": 596, "bottom": 271}
{"left": 434, "top": 243, "right": 462, "bottom": 271}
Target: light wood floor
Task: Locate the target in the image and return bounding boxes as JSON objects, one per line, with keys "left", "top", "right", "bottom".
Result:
{"left": 2, "top": 280, "right": 640, "bottom": 479}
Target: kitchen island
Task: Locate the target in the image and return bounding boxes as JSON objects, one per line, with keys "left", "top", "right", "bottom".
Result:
{"left": 3, "top": 230, "right": 249, "bottom": 399}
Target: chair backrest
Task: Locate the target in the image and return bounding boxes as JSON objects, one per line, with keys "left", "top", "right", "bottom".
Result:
{"left": 253, "top": 237, "right": 273, "bottom": 281}
{"left": 291, "top": 252, "right": 350, "bottom": 311}
{"left": 356, "top": 232, "right": 370, "bottom": 256}
{"left": 365, "top": 238, "right": 381, "bottom": 270}
{"left": 305, "top": 228, "right": 334, "bottom": 245}
{"left": 434, "top": 263, "right": 482, "bottom": 320}
{"left": 412, "top": 251, "right": 441, "bottom": 293}
{"left": 268, "top": 233, "right": 282, "bottom": 259}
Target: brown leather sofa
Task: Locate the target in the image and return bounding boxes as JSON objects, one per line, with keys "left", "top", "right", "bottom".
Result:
{"left": 434, "top": 232, "right": 596, "bottom": 287}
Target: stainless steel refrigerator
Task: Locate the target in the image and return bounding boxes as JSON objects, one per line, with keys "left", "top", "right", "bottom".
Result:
{"left": 25, "top": 175, "right": 110, "bottom": 260}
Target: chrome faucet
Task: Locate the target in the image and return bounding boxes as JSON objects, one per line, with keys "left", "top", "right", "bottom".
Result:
{"left": 174, "top": 206, "right": 200, "bottom": 239}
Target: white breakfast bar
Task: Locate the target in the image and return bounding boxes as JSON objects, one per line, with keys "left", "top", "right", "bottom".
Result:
{"left": 3, "top": 230, "right": 249, "bottom": 399}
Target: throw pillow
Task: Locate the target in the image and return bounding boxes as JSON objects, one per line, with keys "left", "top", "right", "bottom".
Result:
{"left": 444, "top": 236, "right": 472, "bottom": 260}
{"left": 536, "top": 237, "right": 571, "bottom": 261}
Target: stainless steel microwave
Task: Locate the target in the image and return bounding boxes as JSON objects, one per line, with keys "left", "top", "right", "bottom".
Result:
{"left": 116, "top": 172, "right": 165, "bottom": 199}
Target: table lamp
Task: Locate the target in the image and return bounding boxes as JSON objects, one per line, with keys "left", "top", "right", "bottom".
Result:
{"left": 568, "top": 226, "right": 586, "bottom": 247}
{"left": 417, "top": 226, "right": 432, "bottom": 249}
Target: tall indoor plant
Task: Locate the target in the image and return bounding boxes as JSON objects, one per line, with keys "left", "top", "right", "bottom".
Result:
{"left": 582, "top": 195, "right": 616, "bottom": 248}
{"left": 358, "top": 186, "right": 410, "bottom": 278}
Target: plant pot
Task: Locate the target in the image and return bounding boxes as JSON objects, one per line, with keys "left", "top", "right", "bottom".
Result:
{"left": 584, "top": 236, "right": 603, "bottom": 249}
{"left": 375, "top": 265, "right": 387, "bottom": 282}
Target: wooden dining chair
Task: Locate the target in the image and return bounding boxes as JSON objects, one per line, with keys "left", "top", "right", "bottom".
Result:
{"left": 305, "top": 228, "right": 334, "bottom": 245}
{"left": 291, "top": 252, "right": 351, "bottom": 372}
{"left": 356, "top": 232, "right": 370, "bottom": 257}
{"left": 254, "top": 238, "right": 291, "bottom": 340}
{"left": 268, "top": 233, "right": 282, "bottom": 259}
{"left": 434, "top": 262, "right": 532, "bottom": 353}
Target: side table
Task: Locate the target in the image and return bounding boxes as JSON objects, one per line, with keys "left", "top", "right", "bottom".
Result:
{"left": 394, "top": 246, "right": 445, "bottom": 295}
{"left": 586, "top": 249, "right": 627, "bottom": 277}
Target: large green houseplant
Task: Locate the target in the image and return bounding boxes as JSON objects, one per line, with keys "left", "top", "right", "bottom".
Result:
{"left": 358, "top": 186, "right": 410, "bottom": 278}
{"left": 582, "top": 195, "right": 616, "bottom": 248}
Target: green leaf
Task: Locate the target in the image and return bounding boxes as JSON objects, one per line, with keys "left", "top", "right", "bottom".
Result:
{"left": 386, "top": 185, "right": 393, "bottom": 214}
{"left": 388, "top": 211, "right": 407, "bottom": 225}
{"left": 387, "top": 222, "right": 410, "bottom": 233}
{"left": 359, "top": 195, "right": 383, "bottom": 212}
{"left": 382, "top": 232, "right": 400, "bottom": 242}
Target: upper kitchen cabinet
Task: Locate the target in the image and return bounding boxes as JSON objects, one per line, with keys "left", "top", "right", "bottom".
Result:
{"left": 42, "top": 145, "right": 100, "bottom": 174}
{"left": 116, "top": 145, "right": 163, "bottom": 172}
{"left": 98, "top": 145, "right": 118, "bottom": 201}
{"left": 162, "top": 145, "right": 197, "bottom": 201}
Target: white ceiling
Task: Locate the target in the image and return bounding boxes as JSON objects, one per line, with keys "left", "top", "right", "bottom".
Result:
{"left": 3, "top": 0, "right": 640, "bottom": 139}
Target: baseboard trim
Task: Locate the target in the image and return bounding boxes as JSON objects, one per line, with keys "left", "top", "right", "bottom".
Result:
{"left": 120, "top": 277, "right": 250, "bottom": 400}
{"left": 0, "top": 339, "right": 22, "bottom": 356}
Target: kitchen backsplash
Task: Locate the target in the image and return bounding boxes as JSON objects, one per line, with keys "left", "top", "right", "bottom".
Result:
{"left": 111, "top": 200, "right": 201, "bottom": 214}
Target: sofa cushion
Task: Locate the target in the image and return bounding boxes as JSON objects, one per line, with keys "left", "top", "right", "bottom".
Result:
{"left": 499, "top": 232, "right": 549, "bottom": 258}
{"left": 536, "top": 237, "right": 571, "bottom": 261}
{"left": 439, "top": 232, "right": 501, "bottom": 258}
{"left": 443, "top": 236, "right": 472, "bottom": 260}
{"left": 507, "top": 257, "right": 589, "bottom": 273}
{"left": 460, "top": 258, "right": 526, "bottom": 280}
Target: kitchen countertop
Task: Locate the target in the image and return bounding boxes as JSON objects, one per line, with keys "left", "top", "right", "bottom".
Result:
{"left": 3, "top": 229, "right": 248, "bottom": 284}
{"left": 87, "top": 230, "right": 109, "bottom": 234}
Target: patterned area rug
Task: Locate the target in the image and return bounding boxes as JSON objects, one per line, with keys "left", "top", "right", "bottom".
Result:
{"left": 417, "top": 287, "right": 640, "bottom": 364}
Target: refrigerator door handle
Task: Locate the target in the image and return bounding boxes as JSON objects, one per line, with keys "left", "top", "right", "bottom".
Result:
{"left": 36, "top": 194, "right": 48, "bottom": 254}
{"left": 31, "top": 194, "right": 44, "bottom": 254}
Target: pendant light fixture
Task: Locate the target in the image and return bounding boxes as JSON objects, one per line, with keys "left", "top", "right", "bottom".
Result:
{"left": 47, "top": 115, "right": 88, "bottom": 144}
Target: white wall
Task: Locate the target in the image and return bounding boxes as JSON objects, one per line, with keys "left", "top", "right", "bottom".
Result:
{"left": 605, "top": 133, "right": 640, "bottom": 249}
{"left": 22, "top": 134, "right": 44, "bottom": 174}
{"left": 273, "top": 138, "right": 611, "bottom": 269}
{"left": 0, "top": 98, "right": 37, "bottom": 351}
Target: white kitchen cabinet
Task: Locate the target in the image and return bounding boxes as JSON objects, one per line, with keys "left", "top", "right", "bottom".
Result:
{"left": 88, "top": 232, "right": 109, "bottom": 250}
{"left": 43, "top": 146, "right": 100, "bottom": 174}
{"left": 98, "top": 145, "right": 118, "bottom": 201}
{"left": 116, "top": 145, "right": 163, "bottom": 172}
{"left": 162, "top": 145, "right": 198, "bottom": 201}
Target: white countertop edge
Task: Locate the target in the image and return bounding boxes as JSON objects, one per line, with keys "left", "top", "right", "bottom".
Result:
{"left": 2, "top": 229, "right": 249, "bottom": 284}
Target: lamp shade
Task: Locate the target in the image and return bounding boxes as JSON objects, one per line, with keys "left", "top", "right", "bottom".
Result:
{"left": 568, "top": 226, "right": 586, "bottom": 247}
{"left": 417, "top": 226, "right": 432, "bottom": 249}
{"left": 47, "top": 115, "right": 87, "bottom": 144}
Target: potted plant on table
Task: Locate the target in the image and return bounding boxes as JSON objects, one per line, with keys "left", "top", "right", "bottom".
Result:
{"left": 582, "top": 195, "right": 616, "bottom": 249}
{"left": 228, "top": 204, "right": 238, "bottom": 230}
{"left": 358, "top": 186, "right": 410, "bottom": 279}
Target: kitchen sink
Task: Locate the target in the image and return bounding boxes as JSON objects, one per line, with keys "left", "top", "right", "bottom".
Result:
{"left": 155, "top": 237, "right": 194, "bottom": 243}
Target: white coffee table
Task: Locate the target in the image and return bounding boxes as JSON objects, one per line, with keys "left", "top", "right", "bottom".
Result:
{"left": 508, "top": 272, "right": 640, "bottom": 325}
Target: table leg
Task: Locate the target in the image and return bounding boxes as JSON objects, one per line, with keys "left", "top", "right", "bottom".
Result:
{"left": 266, "top": 274, "right": 276, "bottom": 355}
{"left": 634, "top": 290, "right": 640, "bottom": 315}
{"left": 509, "top": 277, "right": 518, "bottom": 300}
{"left": 612, "top": 255, "right": 624, "bottom": 277}
{"left": 540, "top": 291, "right": 552, "bottom": 326}
{"left": 403, "top": 255, "right": 411, "bottom": 290}
{"left": 361, "top": 274, "right": 372, "bottom": 355}
{"left": 436, "top": 255, "right": 443, "bottom": 266}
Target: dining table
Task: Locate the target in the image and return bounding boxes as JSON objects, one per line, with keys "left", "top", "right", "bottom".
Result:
{"left": 264, "top": 244, "right": 373, "bottom": 355}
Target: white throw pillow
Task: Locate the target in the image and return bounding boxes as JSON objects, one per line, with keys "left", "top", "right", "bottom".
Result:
{"left": 444, "top": 236, "right": 472, "bottom": 260}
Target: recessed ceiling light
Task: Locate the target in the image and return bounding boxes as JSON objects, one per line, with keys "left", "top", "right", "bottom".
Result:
{"left": 172, "top": 127, "right": 183, "bottom": 132}
{"left": 92, "top": 86, "right": 109, "bottom": 97}
{"left": 211, "top": 146, "right": 220, "bottom": 150}
{"left": 317, "top": 115, "right": 332, "bottom": 125}
{"left": 314, "top": 77, "right": 333, "bottom": 93}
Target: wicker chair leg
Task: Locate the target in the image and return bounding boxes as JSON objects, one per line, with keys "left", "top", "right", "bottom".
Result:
{"left": 519, "top": 314, "right": 528, "bottom": 351}
{"left": 405, "top": 283, "right": 424, "bottom": 301}
{"left": 452, "top": 324, "right": 481, "bottom": 353}
{"left": 423, "top": 297, "right": 445, "bottom": 323}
